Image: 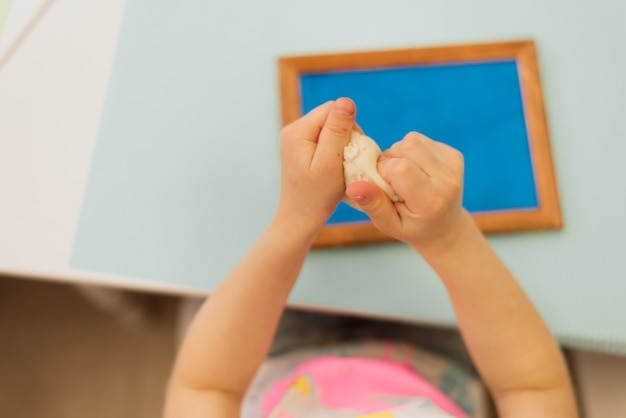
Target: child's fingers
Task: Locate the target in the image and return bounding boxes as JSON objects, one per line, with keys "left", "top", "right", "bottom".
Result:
{"left": 378, "top": 156, "right": 433, "bottom": 212}
{"left": 384, "top": 132, "right": 444, "bottom": 178}
{"left": 380, "top": 135, "right": 464, "bottom": 222}
{"left": 311, "top": 98, "right": 356, "bottom": 171}
{"left": 281, "top": 100, "right": 334, "bottom": 146}
{"left": 384, "top": 132, "right": 464, "bottom": 190}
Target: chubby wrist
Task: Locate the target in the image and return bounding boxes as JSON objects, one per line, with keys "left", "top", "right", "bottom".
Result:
{"left": 268, "top": 209, "right": 324, "bottom": 249}
{"left": 410, "top": 210, "right": 479, "bottom": 261}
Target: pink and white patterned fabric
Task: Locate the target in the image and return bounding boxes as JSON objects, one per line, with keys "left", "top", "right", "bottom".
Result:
{"left": 261, "top": 356, "right": 467, "bottom": 418}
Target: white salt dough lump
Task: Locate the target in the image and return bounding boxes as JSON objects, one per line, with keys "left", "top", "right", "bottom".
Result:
{"left": 343, "top": 131, "right": 403, "bottom": 208}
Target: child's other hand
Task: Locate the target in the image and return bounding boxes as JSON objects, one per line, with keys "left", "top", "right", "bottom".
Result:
{"left": 276, "top": 98, "right": 356, "bottom": 236}
{"left": 345, "top": 131, "right": 468, "bottom": 253}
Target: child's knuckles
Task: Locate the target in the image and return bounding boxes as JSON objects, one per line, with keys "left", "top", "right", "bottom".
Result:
{"left": 384, "top": 158, "right": 413, "bottom": 179}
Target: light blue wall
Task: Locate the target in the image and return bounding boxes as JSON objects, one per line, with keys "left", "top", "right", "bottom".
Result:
{"left": 72, "top": 0, "right": 626, "bottom": 353}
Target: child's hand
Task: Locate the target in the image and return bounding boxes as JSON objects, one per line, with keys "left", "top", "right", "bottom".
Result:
{"left": 276, "top": 98, "right": 356, "bottom": 236}
{"left": 345, "top": 131, "right": 468, "bottom": 252}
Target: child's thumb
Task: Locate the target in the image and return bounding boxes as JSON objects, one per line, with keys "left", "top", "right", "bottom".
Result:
{"left": 345, "top": 182, "right": 396, "bottom": 226}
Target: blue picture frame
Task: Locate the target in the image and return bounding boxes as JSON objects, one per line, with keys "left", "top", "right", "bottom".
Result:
{"left": 278, "top": 41, "right": 561, "bottom": 247}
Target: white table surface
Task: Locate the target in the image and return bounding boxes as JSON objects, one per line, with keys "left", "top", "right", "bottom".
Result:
{"left": 0, "top": 0, "right": 191, "bottom": 293}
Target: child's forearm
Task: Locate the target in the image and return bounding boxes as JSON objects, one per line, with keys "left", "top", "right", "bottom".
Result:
{"left": 169, "top": 217, "right": 317, "bottom": 397}
{"left": 415, "top": 211, "right": 577, "bottom": 417}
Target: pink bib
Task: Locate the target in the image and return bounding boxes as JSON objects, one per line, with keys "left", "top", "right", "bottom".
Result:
{"left": 262, "top": 356, "right": 466, "bottom": 417}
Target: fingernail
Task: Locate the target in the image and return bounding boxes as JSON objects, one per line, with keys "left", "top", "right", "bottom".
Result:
{"left": 334, "top": 98, "right": 355, "bottom": 116}
{"left": 350, "top": 195, "right": 366, "bottom": 204}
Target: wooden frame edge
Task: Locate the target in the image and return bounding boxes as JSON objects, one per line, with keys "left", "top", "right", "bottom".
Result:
{"left": 278, "top": 40, "right": 562, "bottom": 248}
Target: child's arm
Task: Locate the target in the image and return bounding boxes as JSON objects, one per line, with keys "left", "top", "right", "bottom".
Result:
{"left": 346, "top": 132, "right": 578, "bottom": 418}
{"left": 164, "top": 99, "right": 357, "bottom": 418}
{"left": 419, "top": 212, "right": 577, "bottom": 418}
